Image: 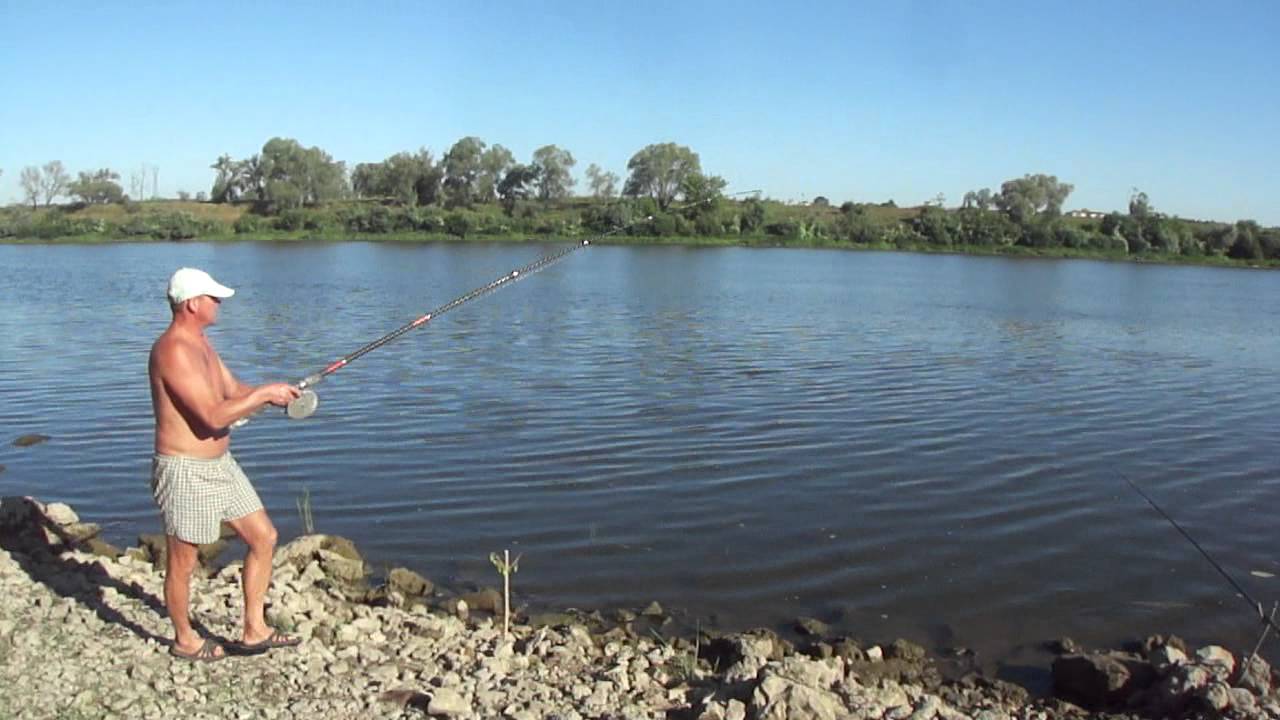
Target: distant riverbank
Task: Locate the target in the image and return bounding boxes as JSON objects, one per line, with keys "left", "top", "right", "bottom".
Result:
{"left": 2, "top": 197, "right": 1277, "bottom": 271}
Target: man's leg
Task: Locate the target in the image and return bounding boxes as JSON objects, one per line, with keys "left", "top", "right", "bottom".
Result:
{"left": 165, "top": 534, "right": 223, "bottom": 657}
{"left": 227, "top": 508, "right": 280, "bottom": 645}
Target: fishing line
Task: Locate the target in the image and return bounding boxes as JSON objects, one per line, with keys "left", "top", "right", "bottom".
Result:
{"left": 236, "top": 190, "right": 761, "bottom": 426}
{"left": 1123, "top": 474, "right": 1280, "bottom": 634}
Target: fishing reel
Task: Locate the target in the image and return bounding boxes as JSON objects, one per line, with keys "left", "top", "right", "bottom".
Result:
{"left": 229, "top": 387, "right": 319, "bottom": 429}
{"left": 287, "top": 389, "right": 319, "bottom": 420}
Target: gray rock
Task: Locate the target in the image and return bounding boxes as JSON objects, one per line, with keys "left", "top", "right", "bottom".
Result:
{"left": 751, "top": 657, "right": 846, "bottom": 720}
{"left": 1051, "top": 652, "right": 1154, "bottom": 709}
{"left": 1199, "top": 681, "right": 1231, "bottom": 712}
{"left": 460, "top": 588, "right": 503, "bottom": 614}
{"left": 387, "top": 567, "right": 432, "bottom": 596}
{"left": 1148, "top": 643, "right": 1187, "bottom": 672}
{"left": 888, "top": 639, "right": 927, "bottom": 662}
{"left": 795, "top": 617, "right": 829, "bottom": 637}
{"left": 317, "top": 548, "right": 365, "bottom": 584}
{"left": 1195, "top": 645, "right": 1235, "bottom": 679}
{"left": 0, "top": 496, "right": 41, "bottom": 530}
{"left": 43, "top": 503, "right": 79, "bottom": 525}
{"left": 1230, "top": 687, "right": 1258, "bottom": 715}
{"left": 528, "top": 612, "right": 576, "bottom": 628}
{"left": 1239, "top": 654, "right": 1273, "bottom": 697}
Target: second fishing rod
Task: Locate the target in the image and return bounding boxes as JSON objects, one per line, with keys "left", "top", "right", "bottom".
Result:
{"left": 239, "top": 191, "right": 760, "bottom": 426}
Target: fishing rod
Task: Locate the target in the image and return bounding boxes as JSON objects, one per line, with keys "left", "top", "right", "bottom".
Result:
{"left": 237, "top": 189, "right": 761, "bottom": 426}
{"left": 1123, "top": 474, "right": 1280, "bottom": 635}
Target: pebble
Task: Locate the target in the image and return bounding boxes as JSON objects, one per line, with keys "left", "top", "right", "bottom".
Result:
{"left": 5, "top": 495, "right": 1276, "bottom": 720}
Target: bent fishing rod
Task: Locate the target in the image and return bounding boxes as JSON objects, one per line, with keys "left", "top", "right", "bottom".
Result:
{"left": 236, "top": 190, "right": 761, "bottom": 426}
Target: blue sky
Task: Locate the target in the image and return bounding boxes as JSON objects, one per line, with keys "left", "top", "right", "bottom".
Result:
{"left": 2, "top": 1, "right": 1277, "bottom": 224}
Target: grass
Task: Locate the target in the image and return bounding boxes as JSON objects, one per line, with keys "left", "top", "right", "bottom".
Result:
{"left": 296, "top": 486, "right": 315, "bottom": 535}
{"left": 651, "top": 624, "right": 705, "bottom": 683}
{"left": 74, "top": 199, "right": 248, "bottom": 224}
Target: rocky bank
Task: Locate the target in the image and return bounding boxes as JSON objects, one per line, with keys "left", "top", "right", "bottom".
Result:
{"left": 1, "top": 495, "right": 1278, "bottom": 720}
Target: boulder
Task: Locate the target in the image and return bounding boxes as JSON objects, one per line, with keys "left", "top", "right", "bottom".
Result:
{"left": 750, "top": 657, "right": 846, "bottom": 720}
{"left": 1194, "top": 645, "right": 1235, "bottom": 680}
{"left": 1052, "top": 652, "right": 1155, "bottom": 709}
{"left": 794, "top": 617, "right": 830, "bottom": 637}
{"left": 275, "top": 534, "right": 362, "bottom": 569}
{"left": 460, "top": 588, "right": 503, "bottom": 614}
{"left": 1238, "top": 655, "right": 1273, "bottom": 697}
{"left": 43, "top": 503, "right": 79, "bottom": 525}
{"left": 80, "top": 537, "right": 122, "bottom": 559}
{"left": 316, "top": 548, "right": 364, "bottom": 584}
{"left": 888, "top": 638, "right": 926, "bottom": 662}
{"left": 1148, "top": 643, "right": 1187, "bottom": 673}
{"left": 0, "top": 496, "right": 42, "bottom": 531}
{"left": 386, "top": 567, "right": 432, "bottom": 596}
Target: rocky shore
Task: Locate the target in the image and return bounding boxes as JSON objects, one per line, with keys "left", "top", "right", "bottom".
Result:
{"left": 2, "top": 495, "right": 1278, "bottom": 720}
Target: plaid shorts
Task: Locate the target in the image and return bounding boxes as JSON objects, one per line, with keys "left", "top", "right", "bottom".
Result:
{"left": 150, "top": 452, "right": 264, "bottom": 544}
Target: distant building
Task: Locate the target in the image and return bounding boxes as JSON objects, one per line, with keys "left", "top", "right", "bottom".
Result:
{"left": 1066, "top": 209, "right": 1107, "bottom": 219}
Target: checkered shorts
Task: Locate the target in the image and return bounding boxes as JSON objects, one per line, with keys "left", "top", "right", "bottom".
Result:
{"left": 150, "top": 452, "right": 264, "bottom": 544}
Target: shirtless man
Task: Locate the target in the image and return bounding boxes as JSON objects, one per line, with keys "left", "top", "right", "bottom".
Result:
{"left": 149, "top": 267, "right": 302, "bottom": 661}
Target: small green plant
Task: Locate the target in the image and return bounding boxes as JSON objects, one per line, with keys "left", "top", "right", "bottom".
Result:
{"left": 296, "top": 486, "right": 314, "bottom": 534}
{"left": 651, "top": 623, "right": 704, "bottom": 683}
{"left": 489, "top": 549, "right": 521, "bottom": 637}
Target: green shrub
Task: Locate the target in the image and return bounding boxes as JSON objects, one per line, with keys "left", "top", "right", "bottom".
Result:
{"left": 444, "top": 212, "right": 472, "bottom": 239}
{"left": 151, "top": 212, "right": 203, "bottom": 240}
{"left": 234, "top": 213, "right": 268, "bottom": 234}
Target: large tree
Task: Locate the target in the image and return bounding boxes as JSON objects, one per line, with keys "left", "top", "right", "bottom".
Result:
{"left": 531, "top": 145, "right": 575, "bottom": 202}
{"left": 679, "top": 172, "right": 726, "bottom": 212}
{"left": 442, "top": 136, "right": 486, "bottom": 208}
{"left": 497, "top": 164, "right": 539, "bottom": 216}
{"left": 352, "top": 149, "right": 441, "bottom": 206}
{"left": 68, "top": 168, "right": 125, "bottom": 205}
{"left": 255, "top": 137, "right": 347, "bottom": 211}
{"left": 623, "top": 143, "right": 701, "bottom": 210}
{"left": 32, "top": 161, "right": 71, "bottom": 207}
{"left": 994, "top": 174, "right": 1073, "bottom": 224}
{"left": 478, "top": 145, "right": 514, "bottom": 203}
{"left": 210, "top": 154, "right": 256, "bottom": 203}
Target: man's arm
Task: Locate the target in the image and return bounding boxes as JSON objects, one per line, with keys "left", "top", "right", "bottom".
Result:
{"left": 158, "top": 340, "right": 295, "bottom": 433}
{"left": 217, "top": 355, "right": 255, "bottom": 401}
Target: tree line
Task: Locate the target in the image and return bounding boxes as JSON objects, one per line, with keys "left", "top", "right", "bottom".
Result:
{"left": 2, "top": 140, "right": 1277, "bottom": 263}
{"left": 205, "top": 136, "right": 712, "bottom": 216}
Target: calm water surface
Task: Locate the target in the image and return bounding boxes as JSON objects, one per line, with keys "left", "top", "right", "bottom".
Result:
{"left": 2, "top": 241, "right": 1279, "bottom": 677}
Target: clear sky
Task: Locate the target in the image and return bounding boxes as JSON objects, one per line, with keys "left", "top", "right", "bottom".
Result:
{"left": 2, "top": 1, "right": 1277, "bottom": 224}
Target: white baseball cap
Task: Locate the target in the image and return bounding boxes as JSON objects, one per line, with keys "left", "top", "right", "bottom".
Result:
{"left": 167, "top": 267, "right": 235, "bottom": 305}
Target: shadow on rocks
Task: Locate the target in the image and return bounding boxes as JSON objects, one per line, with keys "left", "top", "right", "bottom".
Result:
{"left": 0, "top": 495, "right": 218, "bottom": 647}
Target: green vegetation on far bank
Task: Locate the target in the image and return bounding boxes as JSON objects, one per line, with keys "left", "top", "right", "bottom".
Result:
{"left": 4, "top": 137, "right": 1278, "bottom": 269}
{"left": 3, "top": 195, "right": 1277, "bottom": 270}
